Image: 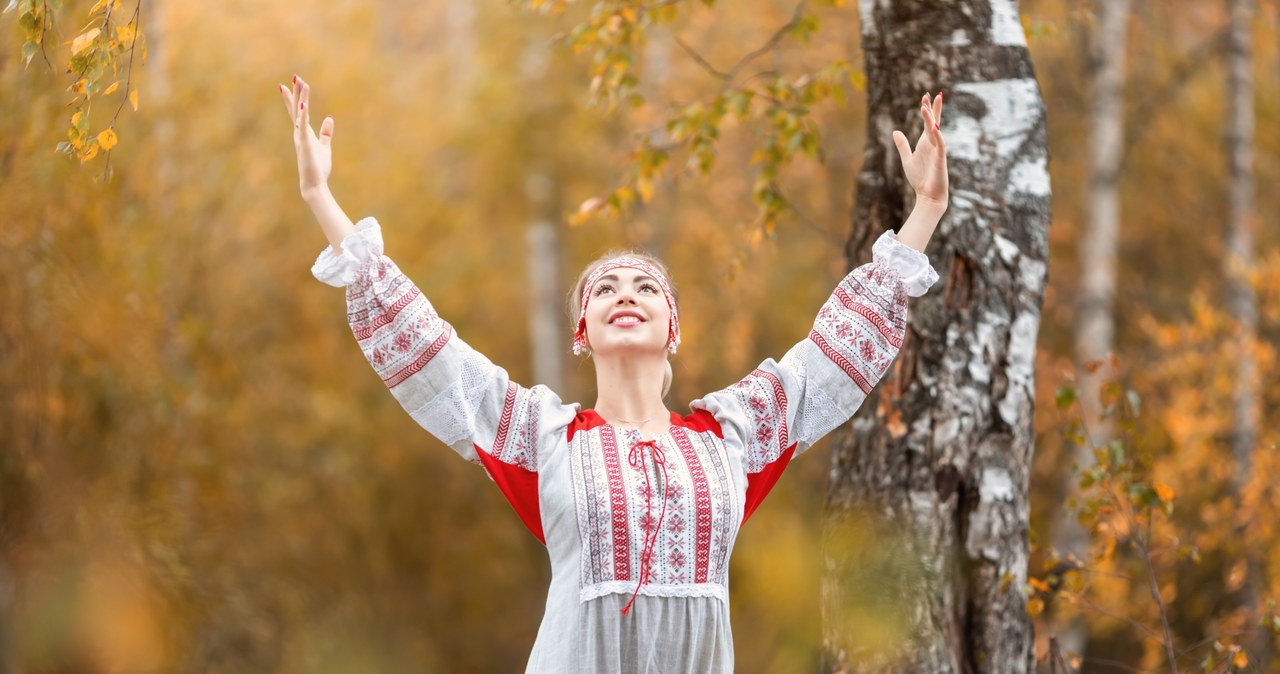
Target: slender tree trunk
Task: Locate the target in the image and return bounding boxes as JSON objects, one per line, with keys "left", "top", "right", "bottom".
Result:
{"left": 522, "top": 36, "right": 565, "bottom": 392}
{"left": 526, "top": 173, "right": 565, "bottom": 392}
{"left": 1224, "top": 0, "right": 1264, "bottom": 667}
{"left": 822, "top": 2, "right": 1049, "bottom": 672}
{"left": 1056, "top": 0, "right": 1131, "bottom": 664}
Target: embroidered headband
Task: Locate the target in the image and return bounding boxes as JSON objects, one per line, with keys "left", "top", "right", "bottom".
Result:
{"left": 573, "top": 256, "right": 680, "bottom": 356}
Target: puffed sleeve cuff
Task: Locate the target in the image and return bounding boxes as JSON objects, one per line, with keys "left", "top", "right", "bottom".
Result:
{"left": 311, "top": 216, "right": 384, "bottom": 288}
{"left": 872, "top": 230, "right": 939, "bottom": 298}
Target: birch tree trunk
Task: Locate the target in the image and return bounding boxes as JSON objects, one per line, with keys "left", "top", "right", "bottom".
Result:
{"left": 822, "top": 2, "right": 1049, "bottom": 671}
{"left": 522, "top": 37, "right": 565, "bottom": 392}
{"left": 526, "top": 172, "right": 565, "bottom": 392}
{"left": 1224, "top": 0, "right": 1263, "bottom": 666}
{"left": 1056, "top": 0, "right": 1131, "bottom": 662}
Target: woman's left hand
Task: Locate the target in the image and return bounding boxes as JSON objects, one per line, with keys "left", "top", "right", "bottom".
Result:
{"left": 893, "top": 92, "right": 949, "bottom": 210}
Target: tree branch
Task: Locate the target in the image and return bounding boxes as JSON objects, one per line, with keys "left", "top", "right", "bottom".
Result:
{"left": 673, "top": 0, "right": 808, "bottom": 91}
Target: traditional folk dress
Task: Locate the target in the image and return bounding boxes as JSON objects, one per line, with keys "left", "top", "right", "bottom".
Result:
{"left": 312, "top": 217, "right": 939, "bottom": 673}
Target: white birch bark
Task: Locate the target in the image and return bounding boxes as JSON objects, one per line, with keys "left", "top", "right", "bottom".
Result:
{"left": 1225, "top": 0, "right": 1264, "bottom": 667}
{"left": 1056, "top": 0, "right": 1131, "bottom": 663}
{"left": 823, "top": 2, "right": 1049, "bottom": 671}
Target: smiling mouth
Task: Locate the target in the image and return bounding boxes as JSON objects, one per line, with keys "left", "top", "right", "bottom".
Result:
{"left": 609, "top": 315, "right": 646, "bottom": 325}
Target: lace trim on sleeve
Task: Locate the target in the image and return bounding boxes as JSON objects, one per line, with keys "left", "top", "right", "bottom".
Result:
{"left": 872, "top": 230, "right": 939, "bottom": 297}
{"left": 311, "top": 216, "right": 384, "bottom": 288}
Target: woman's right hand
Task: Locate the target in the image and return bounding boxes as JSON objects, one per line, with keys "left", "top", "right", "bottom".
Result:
{"left": 278, "top": 74, "right": 334, "bottom": 199}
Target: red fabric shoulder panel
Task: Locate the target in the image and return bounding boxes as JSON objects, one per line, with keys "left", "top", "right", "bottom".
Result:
{"left": 567, "top": 409, "right": 607, "bottom": 442}
{"left": 742, "top": 443, "right": 798, "bottom": 525}
{"left": 672, "top": 408, "right": 724, "bottom": 438}
{"left": 474, "top": 445, "right": 544, "bottom": 545}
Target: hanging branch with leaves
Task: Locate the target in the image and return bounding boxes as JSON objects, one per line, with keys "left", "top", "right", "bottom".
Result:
{"left": 520, "top": 0, "right": 860, "bottom": 235}
{"left": 7, "top": 0, "right": 146, "bottom": 180}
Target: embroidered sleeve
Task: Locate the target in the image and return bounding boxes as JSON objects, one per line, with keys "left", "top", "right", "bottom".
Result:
{"left": 312, "top": 216, "right": 574, "bottom": 471}
{"left": 691, "top": 230, "right": 935, "bottom": 514}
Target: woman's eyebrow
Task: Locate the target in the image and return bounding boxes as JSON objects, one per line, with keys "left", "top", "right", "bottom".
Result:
{"left": 595, "top": 273, "right": 657, "bottom": 284}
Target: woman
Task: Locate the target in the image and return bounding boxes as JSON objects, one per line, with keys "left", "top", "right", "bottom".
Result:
{"left": 280, "top": 74, "right": 947, "bottom": 672}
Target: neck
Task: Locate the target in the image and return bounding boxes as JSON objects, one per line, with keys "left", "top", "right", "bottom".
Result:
{"left": 592, "top": 351, "right": 668, "bottom": 423}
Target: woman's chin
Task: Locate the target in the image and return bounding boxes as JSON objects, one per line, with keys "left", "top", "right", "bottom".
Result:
{"left": 589, "top": 339, "right": 667, "bottom": 358}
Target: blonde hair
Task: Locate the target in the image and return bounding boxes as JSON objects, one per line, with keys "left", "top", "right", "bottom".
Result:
{"left": 568, "top": 250, "right": 678, "bottom": 399}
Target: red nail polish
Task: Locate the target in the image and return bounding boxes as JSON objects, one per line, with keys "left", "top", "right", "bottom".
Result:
{"left": 301, "top": 102, "right": 305, "bottom": 110}
{"left": 293, "top": 74, "right": 297, "bottom": 84}
{"left": 935, "top": 123, "right": 940, "bottom": 130}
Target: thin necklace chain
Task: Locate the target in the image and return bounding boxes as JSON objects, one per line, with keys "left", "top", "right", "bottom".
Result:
{"left": 599, "top": 408, "right": 660, "bottom": 427}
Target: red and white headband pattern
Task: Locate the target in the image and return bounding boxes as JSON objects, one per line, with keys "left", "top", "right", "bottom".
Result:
{"left": 573, "top": 256, "right": 680, "bottom": 356}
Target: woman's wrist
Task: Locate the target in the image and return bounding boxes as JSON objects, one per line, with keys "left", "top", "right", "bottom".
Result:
{"left": 301, "top": 182, "right": 331, "bottom": 204}
{"left": 914, "top": 193, "right": 948, "bottom": 216}
{"left": 302, "top": 183, "right": 357, "bottom": 253}
{"left": 896, "top": 194, "right": 947, "bottom": 252}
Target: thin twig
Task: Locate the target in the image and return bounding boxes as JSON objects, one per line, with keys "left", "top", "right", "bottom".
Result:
{"left": 1080, "top": 655, "right": 1147, "bottom": 673}
{"left": 1066, "top": 591, "right": 1164, "bottom": 642}
{"left": 673, "top": 34, "right": 728, "bottom": 79}
{"left": 775, "top": 185, "right": 842, "bottom": 246}
{"left": 37, "top": 0, "right": 56, "bottom": 70}
{"left": 102, "top": 0, "right": 143, "bottom": 181}
{"left": 1176, "top": 630, "right": 1254, "bottom": 659}
{"left": 673, "top": 0, "right": 808, "bottom": 92}
{"left": 1136, "top": 516, "right": 1179, "bottom": 673}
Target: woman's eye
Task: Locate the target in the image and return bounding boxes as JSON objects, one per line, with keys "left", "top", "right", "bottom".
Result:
{"left": 593, "top": 285, "right": 614, "bottom": 296}
{"left": 640, "top": 284, "right": 658, "bottom": 293}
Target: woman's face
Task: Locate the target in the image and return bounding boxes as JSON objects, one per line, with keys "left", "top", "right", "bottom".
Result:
{"left": 582, "top": 266, "right": 673, "bottom": 357}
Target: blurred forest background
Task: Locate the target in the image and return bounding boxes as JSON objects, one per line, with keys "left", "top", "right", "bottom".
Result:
{"left": 1, "top": 0, "right": 1278, "bottom": 672}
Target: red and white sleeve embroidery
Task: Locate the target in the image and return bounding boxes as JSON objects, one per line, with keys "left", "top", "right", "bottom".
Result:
{"left": 329, "top": 218, "right": 554, "bottom": 469}
{"left": 724, "top": 369, "right": 791, "bottom": 473}
{"left": 806, "top": 259, "right": 909, "bottom": 396}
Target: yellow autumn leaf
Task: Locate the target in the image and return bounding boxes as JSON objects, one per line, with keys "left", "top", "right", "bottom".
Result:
{"left": 129, "top": 88, "right": 138, "bottom": 111}
{"left": 80, "top": 143, "right": 99, "bottom": 163}
{"left": 1028, "top": 577, "right": 1050, "bottom": 594}
{"left": 116, "top": 24, "right": 135, "bottom": 47}
{"left": 70, "top": 27, "right": 100, "bottom": 55}
{"left": 103, "top": 80, "right": 120, "bottom": 96}
{"left": 71, "top": 111, "right": 83, "bottom": 128}
{"left": 1154, "top": 482, "right": 1175, "bottom": 503}
{"left": 1234, "top": 650, "right": 1249, "bottom": 667}
{"left": 88, "top": 0, "right": 108, "bottom": 14}
{"left": 635, "top": 176, "right": 653, "bottom": 203}
{"left": 1026, "top": 597, "right": 1044, "bottom": 617}
{"left": 97, "top": 128, "right": 118, "bottom": 151}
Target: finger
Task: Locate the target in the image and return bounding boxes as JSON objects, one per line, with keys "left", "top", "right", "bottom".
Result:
{"left": 279, "top": 83, "right": 297, "bottom": 120}
{"left": 300, "top": 80, "right": 312, "bottom": 133}
{"left": 319, "top": 115, "right": 334, "bottom": 145}
{"left": 917, "top": 100, "right": 930, "bottom": 145}
{"left": 892, "top": 129, "right": 912, "bottom": 165}
{"left": 289, "top": 73, "right": 300, "bottom": 125}
{"left": 933, "top": 91, "right": 943, "bottom": 125}
{"left": 922, "top": 102, "right": 938, "bottom": 134}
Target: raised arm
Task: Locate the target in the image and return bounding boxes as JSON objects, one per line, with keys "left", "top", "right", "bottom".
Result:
{"left": 693, "top": 92, "right": 949, "bottom": 523}
{"left": 284, "top": 75, "right": 575, "bottom": 543}
{"left": 278, "top": 74, "right": 356, "bottom": 253}
{"left": 691, "top": 214, "right": 940, "bottom": 522}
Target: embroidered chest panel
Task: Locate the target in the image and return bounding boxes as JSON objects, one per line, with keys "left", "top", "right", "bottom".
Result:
{"left": 568, "top": 422, "right": 740, "bottom": 601}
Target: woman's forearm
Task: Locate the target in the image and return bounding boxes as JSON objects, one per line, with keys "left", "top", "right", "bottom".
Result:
{"left": 896, "top": 196, "right": 947, "bottom": 253}
{"left": 303, "top": 184, "right": 357, "bottom": 255}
